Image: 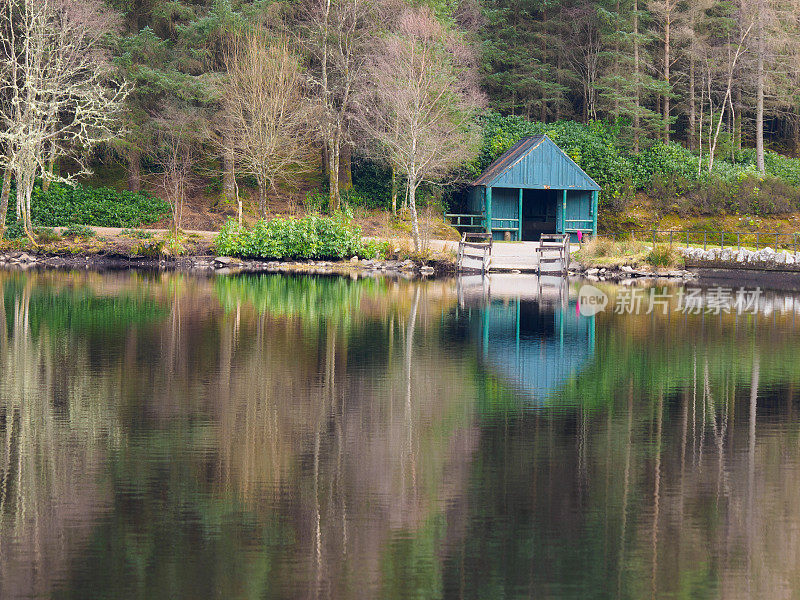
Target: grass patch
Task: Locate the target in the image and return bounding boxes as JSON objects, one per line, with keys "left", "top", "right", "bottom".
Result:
{"left": 645, "top": 244, "right": 683, "bottom": 268}
{"left": 573, "top": 237, "right": 650, "bottom": 267}
{"left": 120, "top": 228, "right": 155, "bottom": 239}
{"left": 35, "top": 227, "right": 61, "bottom": 243}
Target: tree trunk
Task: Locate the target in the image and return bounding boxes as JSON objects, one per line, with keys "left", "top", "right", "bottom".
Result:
{"left": 689, "top": 51, "right": 696, "bottom": 150}
{"left": 0, "top": 168, "right": 11, "bottom": 238}
{"left": 555, "top": 52, "right": 563, "bottom": 121}
{"left": 755, "top": 0, "right": 765, "bottom": 173}
{"left": 258, "top": 184, "right": 268, "bottom": 217}
{"left": 43, "top": 162, "right": 52, "bottom": 193}
{"left": 663, "top": 10, "right": 671, "bottom": 143}
{"left": 633, "top": 0, "right": 640, "bottom": 153}
{"left": 613, "top": 0, "right": 620, "bottom": 119}
{"left": 128, "top": 149, "right": 141, "bottom": 193}
{"left": 223, "top": 133, "right": 236, "bottom": 203}
{"left": 735, "top": 85, "right": 743, "bottom": 152}
{"left": 18, "top": 175, "right": 35, "bottom": 243}
{"left": 408, "top": 180, "right": 421, "bottom": 252}
{"left": 339, "top": 143, "right": 352, "bottom": 194}
{"left": 391, "top": 167, "right": 397, "bottom": 215}
{"left": 794, "top": 106, "right": 800, "bottom": 157}
{"left": 328, "top": 137, "right": 340, "bottom": 213}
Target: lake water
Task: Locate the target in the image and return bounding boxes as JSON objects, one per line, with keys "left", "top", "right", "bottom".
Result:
{"left": 1, "top": 270, "right": 800, "bottom": 599}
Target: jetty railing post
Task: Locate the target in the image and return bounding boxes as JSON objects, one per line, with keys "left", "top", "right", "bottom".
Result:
{"left": 686, "top": 231, "right": 689, "bottom": 247}
{"left": 795, "top": 234, "right": 798, "bottom": 254}
{"left": 669, "top": 231, "right": 673, "bottom": 247}
{"left": 776, "top": 232, "right": 780, "bottom": 251}
{"left": 737, "top": 233, "right": 741, "bottom": 252}
{"left": 704, "top": 232, "right": 707, "bottom": 250}
{"left": 720, "top": 232, "right": 724, "bottom": 250}
{"left": 756, "top": 232, "right": 760, "bottom": 250}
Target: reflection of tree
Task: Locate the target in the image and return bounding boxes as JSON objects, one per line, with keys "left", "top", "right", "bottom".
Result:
{"left": 0, "top": 280, "right": 126, "bottom": 600}
{"left": 0, "top": 271, "right": 479, "bottom": 598}
{"left": 445, "top": 303, "right": 800, "bottom": 599}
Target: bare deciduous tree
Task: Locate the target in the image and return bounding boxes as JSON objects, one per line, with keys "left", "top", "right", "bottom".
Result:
{"left": 359, "top": 8, "right": 480, "bottom": 251}
{"left": 302, "top": 0, "right": 373, "bottom": 212}
{"left": 699, "top": 21, "right": 753, "bottom": 172}
{"left": 222, "top": 32, "right": 313, "bottom": 218}
{"left": 0, "top": 0, "right": 128, "bottom": 242}
{"left": 155, "top": 118, "right": 194, "bottom": 251}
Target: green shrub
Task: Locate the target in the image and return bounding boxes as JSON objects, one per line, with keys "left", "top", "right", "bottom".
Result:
{"left": 120, "top": 228, "right": 155, "bottom": 239}
{"left": 2, "top": 221, "right": 24, "bottom": 240}
{"left": 646, "top": 245, "right": 681, "bottom": 268}
{"left": 30, "top": 183, "right": 169, "bottom": 227}
{"left": 303, "top": 192, "right": 328, "bottom": 213}
{"left": 3, "top": 182, "right": 169, "bottom": 232}
{"left": 351, "top": 158, "right": 392, "bottom": 208}
{"left": 213, "top": 216, "right": 388, "bottom": 261}
{"left": 35, "top": 227, "right": 61, "bottom": 243}
{"left": 63, "top": 223, "right": 96, "bottom": 238}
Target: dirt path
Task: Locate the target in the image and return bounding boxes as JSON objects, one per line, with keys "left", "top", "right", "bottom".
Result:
{"left": 54, "top": 226, "right": 218, "bottom": 240}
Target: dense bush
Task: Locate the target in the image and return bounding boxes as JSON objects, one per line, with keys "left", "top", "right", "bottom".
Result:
{"left": 466, "top": 110, "right": 800, "bottom": 216}
{"left": 3, "top": 182, "right": 169, "bottom": 238}
{"left": 465, "top": 113, "right": 638, "bottom": 210}
{"left": 213, "top": 216, "right": 388, "bottom": 260}
{"left": 30, "top": 183, "right": 169, "bottom": 227}
{"left": 351, "top": 158, "right": 392, "bottom": 209}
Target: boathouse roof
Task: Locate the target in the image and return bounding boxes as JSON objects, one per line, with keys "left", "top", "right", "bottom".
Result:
{"left": 472, "top": 135, "right": 601, "bottom": 191}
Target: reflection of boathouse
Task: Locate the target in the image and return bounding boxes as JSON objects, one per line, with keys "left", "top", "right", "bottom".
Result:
{"left": 456, "top": 276, "right": 595, "bottom": 402}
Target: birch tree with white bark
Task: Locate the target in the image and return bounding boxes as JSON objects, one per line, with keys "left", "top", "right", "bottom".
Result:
{"left": 302, "top": 0, "right": 373, "bottom": 213}
{"left": 359, "top": 8, "right": 480, "bottom": 251}
{"left": 0, "top": 0, "right": 128, "bottom": 242}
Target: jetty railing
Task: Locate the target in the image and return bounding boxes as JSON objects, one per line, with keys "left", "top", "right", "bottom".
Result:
{"left": 536, "top": 233, "right": 571, "bottom": 275}
{"left": 457, "top": 232, "right": 493, "bottom": 274}
{"left": 606, "top": 229, "right": 800, "bottom": 253}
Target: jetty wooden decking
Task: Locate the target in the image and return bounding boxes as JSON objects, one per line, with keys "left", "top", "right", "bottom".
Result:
{"left": 445, "top": 235, "right": 573, "bottom": 274}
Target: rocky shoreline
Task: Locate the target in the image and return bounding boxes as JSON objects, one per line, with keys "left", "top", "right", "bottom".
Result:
{"left": 0, "top": 250, "right": 457, "bottom": 278}
{"left": 571, "top": 263, "right": 698, "bottom": 283}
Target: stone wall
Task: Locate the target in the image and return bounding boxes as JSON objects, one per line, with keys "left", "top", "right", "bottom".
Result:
{"left": 681, "top": 246, "right": 800, "bottom": 272}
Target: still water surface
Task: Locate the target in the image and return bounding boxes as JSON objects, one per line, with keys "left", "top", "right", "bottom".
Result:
{"left": 1, "top": 270, "right": 799, "bottom": 599}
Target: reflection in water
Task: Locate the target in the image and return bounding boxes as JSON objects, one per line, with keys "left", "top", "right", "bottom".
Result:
{"left": 0, "top": 271, "right": 800, "bottom": 599}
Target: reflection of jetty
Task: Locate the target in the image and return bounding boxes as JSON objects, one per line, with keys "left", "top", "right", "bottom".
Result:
{"left": 457, "top": 273, "right": 569, "bottom": 305}
{"left": 455, "top": 275, "right": 594, "bottom": 403}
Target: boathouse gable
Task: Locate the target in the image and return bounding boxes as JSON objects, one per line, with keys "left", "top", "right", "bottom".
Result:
{"left": 458, "top": 135, "right": 600, "bottom": 242}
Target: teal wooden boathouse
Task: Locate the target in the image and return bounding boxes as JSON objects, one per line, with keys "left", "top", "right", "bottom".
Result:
{"left": 452, "top": 135, "right": 600, "bottom": 241}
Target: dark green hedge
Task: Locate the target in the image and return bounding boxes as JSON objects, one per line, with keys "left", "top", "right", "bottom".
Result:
{"left": 3, "top": 182, "right": 170, "bottom": 238}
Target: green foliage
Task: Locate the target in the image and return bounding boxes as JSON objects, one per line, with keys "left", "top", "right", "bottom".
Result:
{"left": 2, "top": 220, "right": 24, "bottom": 240}
{"left": 303, "top": 191, "right": 329, "bottom": 213}
{"left": 3, "top": 183, "right": 169, "bottom": 233}
{"left": 645, "top": 245, "right": 681, "bottom": 268}
{"left": 213, "top": 216, "right": 389, "bottom": 260}
{"left": 352, "top": 158, "right": 393, "bottom": 209}
{"left": 32, "top": 183, "right": 169, "bottom": 228}
{"left": 120, "top": 228, "right": 155, "bottom": 239}
{"left": 62, "top": 223, "right": 96, "bottom": 238}
{"left": 468, "top": 111, "right": 800, "bottom": 217}
{"left": 35, "top": 227, "right": 61, "bottom": 243}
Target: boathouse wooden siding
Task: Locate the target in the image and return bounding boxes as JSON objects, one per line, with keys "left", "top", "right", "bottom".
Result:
{"left": 466, "top": 135, "right": 600, "bottom": 242}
